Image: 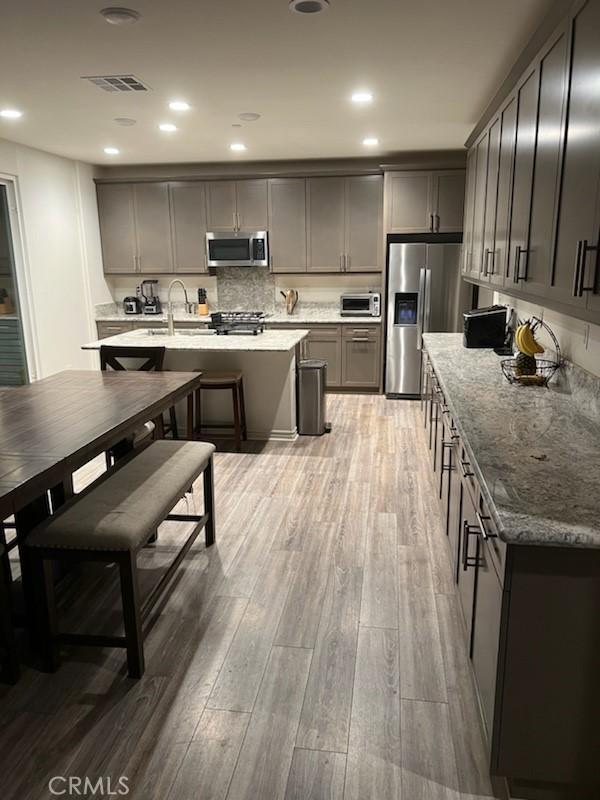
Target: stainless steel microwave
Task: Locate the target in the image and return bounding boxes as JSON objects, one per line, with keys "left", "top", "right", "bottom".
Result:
{"left": 206, "top": 230, "right": 269, "bottom": 268}
{"left": 340, "top": 292, "right": 381, "bottom": 317}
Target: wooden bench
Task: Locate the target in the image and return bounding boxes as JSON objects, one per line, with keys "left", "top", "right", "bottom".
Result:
{"left": 26, "top": 440, "right": 216, "bottom": 679}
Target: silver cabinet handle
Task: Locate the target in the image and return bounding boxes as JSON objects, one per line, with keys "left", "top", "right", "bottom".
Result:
{"left": 476, "top": 510, "right": 496, "bottom": 540}
{"left": 514, "top": 245, "right": 529, "bottom": 282}
{"left": 459, "top": 459, "right": 474, "bottom": 479}
{"left": 573, "top": 239, "right": 599, "bottom": 297}
{"left": 237, "top": 212, "right": 241, "bottom": 231}
{"left": 351, "top": 337, "right": 369, "bottom": 342}
{"left": 483, "top": 248, "right": 495, "bottom": 276}
{"left": 345, "top": 254, "right": 350, "bottom": 270}
{"left": 462, "top": 521, "right": 483, "bottom": 570}
{"left": 430, "top": 213, "right": 434, "bottom": 232}
{"left": 133, "top": 255, "right": 137, "bottom": 271}
{"left": 435, "top": 214, "right": 440, "bottom": 232}
{"left": 340, "top": 254, "right": 344, "bottom": 271}
{"left": 269, "top": 254, "right": 273, "bottom": 272}
{"left": 233, "top": 212, "right": 237, "bottom": 230}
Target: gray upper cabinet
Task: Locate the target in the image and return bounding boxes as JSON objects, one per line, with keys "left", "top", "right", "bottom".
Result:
{"left": 134, "top": 183, "right": 173, "bottom": 273}
{"left": 268, "top": 178, "right": 307, "bottom": 273}
{"left": 492, "top": 96, "right": 518, "bottom": 287}
{"left": 462, "top": 149, "right": 477, "bottom": 276}
{"left": 433, "top": 171, "right": 465, "bottom": 232}
{"left": 551, "top": 0, "right": 600, "bottom": 314}
{"left": 236, "top": 180, "right": 268, "bottom": 230}
{"left": 206, "top": 181, "right": 237, "bottom": 230}
{"left": 205, "top": 179, "right": 268, "bottom": 231}
{"left": 526, "top": 27, "right": 569, "bottom": 300}
{"left": 470, "top": 133, "right": 490, "bottom": 280}
{"left": 170, "top": 182, "right": 208, "bottom": 273}
{"left": 507, "top": 68, "right": 539, "bottom": 287}
{"left": 386, "top": 172, "right": 432, "bottom": 233}
{"left": 345, "top": 175, "right": 383, "bottom": 272}
{"left": 307, "top": 177, "right": 346, "bottom": 272}
{"left": 482, "top": 118, "right": 501, "bottom": 282}
{"left": 97, "top": 184, "right": 137, "bottom": 273}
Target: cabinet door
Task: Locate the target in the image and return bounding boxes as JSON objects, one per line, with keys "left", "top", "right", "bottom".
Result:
{"left": 387, "top": 172, "right": 433, "bottom": 233}
{"left": 471, "top": 532, "right": 504, "bottom": 744}
{"left": 307, "top": 177, "right": 345, "bottom": 272}
{"left": 268, "top": 178, "right": 307, "bottom": 273}
{"left": 433, "top": 171, "right": 465, "bottom": 233}
{"left": 305, "top": 327, "right": 341, "bottom": 387}
{"left": 341, "top": 329, "right": 381, "bottom": 387}
{"left": 482, "top": 119, "right": 501, "bottom": 281}
{"left": 462, "top": 149, "right": 477, "bottom": 276}
{"left": 96, "top": 184, "right": 136, "bottom": 273}
{"left": 236, "top": 179, "right": 268, "bottom": 230}
{"left": 169, "top": 182, "right": 208, "bottom": 273}
{"left": 470, "top": 133, "right": 490, "bottom": 279}
{"left": 507, "top": 68, "right": 539, "bottom": 286}
{"left": 345, "top": 175, "right": 383, "bottom": 272}
{"left": 526, "top": 28, "right": 570, "bottom": 299}
{"left": 552, "top": 0, "right": 600, "bottom": 313}
{"left": 492, "top": 96, "right": 518, "bottom": 287}
{"left": 134, "top": 183, "right": 173, "bottom": 273}
{"left": 206, "top": 181, "right": 237, "bottom": 230}
{"left": 96, "top": 321, "right": 134, "bottom": 339}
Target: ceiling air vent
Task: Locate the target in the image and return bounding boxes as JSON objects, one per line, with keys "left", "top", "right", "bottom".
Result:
{"left": 81, "top": 74, "right": 151, "bottom": 93}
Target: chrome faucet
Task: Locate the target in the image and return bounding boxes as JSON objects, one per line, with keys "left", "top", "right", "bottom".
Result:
{"left": 167, "top": 279, "right": 191, "bottom": 335}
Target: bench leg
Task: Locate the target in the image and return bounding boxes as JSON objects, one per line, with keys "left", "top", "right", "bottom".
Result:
{"left": 232, "top": 385, "right": 242, "bottom": 451}
{"left": 169, "top": 406, "right": 179, "bottom": 440}
{"left": 203, "top": 458, "right": 216, "bottom": 547}
{"left": 238, "top": 378, "right": 248, "bottom": 441}
{"left": 0, "top": 542, "right": 19, "bottom": 684}
{"left": 119, "top": 553, "right": 144, "bottom": 679}
{"left": 30, "top": 555, "right": 60, "bottom": 673}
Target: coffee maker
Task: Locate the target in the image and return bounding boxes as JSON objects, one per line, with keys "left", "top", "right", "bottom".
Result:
{"left": 140, "top": 280, "right": 162, "bottom": 315}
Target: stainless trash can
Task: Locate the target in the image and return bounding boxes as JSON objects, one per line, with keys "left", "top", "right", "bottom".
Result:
{"left": 297, "top": 359, "right": 331, "bottom": 436}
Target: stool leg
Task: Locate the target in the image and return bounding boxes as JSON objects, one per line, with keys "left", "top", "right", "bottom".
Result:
{"left": 30, "top": 554, "right": 59, "bottom": 673}
{"left": 119, "top": 553, "right": 144, "bottom": 679}
{"left": 169, "top": 407, "right": 179, "bottom": 440}
{"left": 238, "top": 378, "right": 248, "bottom": 441}
{"left": 232, "top": 384, "right": 242, "bottom": 452}
{"left": 203, "top": 458, "right": 216, "bottom": 547}
{"left": 186, "top": 393, "right": 194, "bottom": 440}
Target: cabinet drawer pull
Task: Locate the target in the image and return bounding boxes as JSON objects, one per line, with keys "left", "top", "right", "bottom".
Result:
{"left": 476, "top": 510, "right": 496, "bottom": 540}
{"left": 462, "top": 521, "right": 482, "bottom": 570}
{"left": 351, "top": 337, "right": 369, "bottom": 342}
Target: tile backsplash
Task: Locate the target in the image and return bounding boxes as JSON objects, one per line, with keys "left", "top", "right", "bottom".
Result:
{"left": 216, "top": 267, "right": 276, "bottom": 312}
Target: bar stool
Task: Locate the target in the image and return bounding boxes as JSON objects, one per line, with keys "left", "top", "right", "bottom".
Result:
{"left": 195, "top": 371, "right": 247, "bottom": 451}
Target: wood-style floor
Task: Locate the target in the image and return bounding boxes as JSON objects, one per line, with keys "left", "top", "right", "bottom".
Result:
{"left": 1, "top": 395, "right": 500, "bottom": 800}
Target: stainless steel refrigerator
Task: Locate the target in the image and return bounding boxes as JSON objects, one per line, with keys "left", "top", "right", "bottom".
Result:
{"left": 385, "top": 242, "right": 462, "bottom": 397}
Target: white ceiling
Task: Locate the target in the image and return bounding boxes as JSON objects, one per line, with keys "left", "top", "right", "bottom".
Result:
{"left": 0, "top": 0, "right": 554, "bottom": 166}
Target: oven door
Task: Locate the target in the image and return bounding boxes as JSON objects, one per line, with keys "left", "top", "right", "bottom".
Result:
{"left": 206, "top": 231, "right": 268, "bottom": 267}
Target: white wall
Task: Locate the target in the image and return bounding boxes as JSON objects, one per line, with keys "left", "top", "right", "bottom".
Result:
{"left": 495, "top": 292, "right": 600, "bottom": 377}
{"left": 0, "top": 137, "right": 102, "bottom": 377}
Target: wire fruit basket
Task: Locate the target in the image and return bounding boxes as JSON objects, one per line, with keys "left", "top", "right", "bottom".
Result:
{"left": 501, "top": 317, "right": 562, "bottom": 387}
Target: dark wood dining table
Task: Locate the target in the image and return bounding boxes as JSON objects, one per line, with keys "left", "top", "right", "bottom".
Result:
{"left": 0, "top": 369, "right": 204, "bottom": 644}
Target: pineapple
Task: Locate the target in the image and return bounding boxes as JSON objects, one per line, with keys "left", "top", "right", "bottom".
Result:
{"left": 515, "top": 352, "right": 537, "bottom": 376}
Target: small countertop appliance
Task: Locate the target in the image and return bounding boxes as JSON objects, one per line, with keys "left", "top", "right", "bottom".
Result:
{"left": 123, "top": 296, "right": 142, "bottom": 315}
{"left": 463, "top": 305, "right": 507, "bottom": 349}
{"left": 140, "top": 280, "right": 162, "bottom": 315}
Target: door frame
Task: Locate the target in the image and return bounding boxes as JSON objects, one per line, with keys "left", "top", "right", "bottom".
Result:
{"left": 0, "top": 174, "right": 40, "bottom": 382}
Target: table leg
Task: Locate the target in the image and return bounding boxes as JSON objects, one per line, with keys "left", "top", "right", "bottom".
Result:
{"left": 154, "top": 414, "right": 165, "bottom": 439}
{"left": 187, "top": 392, "right": 194, "bottom": 440}
{"left": 15, "top": 493, "right": 51, "bottom": 644}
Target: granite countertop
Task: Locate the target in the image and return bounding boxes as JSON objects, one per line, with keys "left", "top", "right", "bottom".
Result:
{"left": 83, "top": 327, "right": 309, "bottom": 353}
{"left": 95, "top": 303, "right": 382, "bottom": 326}
{"left": 423, "top": 333, "right": 600, "bottom": 549}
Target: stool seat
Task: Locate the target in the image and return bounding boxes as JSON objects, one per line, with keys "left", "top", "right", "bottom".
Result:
{"left": 198, "top": 371, "right": 243, "bottom": 386}
{"left": 27, "top": 441, "right": 215, "bottom": 553}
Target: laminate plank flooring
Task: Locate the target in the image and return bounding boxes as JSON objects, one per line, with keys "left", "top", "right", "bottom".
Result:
{"left": 0, "top": 395, "right": 500, "bottom": 800}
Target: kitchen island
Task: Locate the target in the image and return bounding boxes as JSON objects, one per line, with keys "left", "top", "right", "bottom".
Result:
{"left": 82, "top": 328, "right": 309, "bottom": 440}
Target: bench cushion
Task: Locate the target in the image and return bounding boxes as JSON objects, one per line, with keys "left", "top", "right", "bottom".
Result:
{"left": 26, "top": 441, "right": 215, "bottom": 553}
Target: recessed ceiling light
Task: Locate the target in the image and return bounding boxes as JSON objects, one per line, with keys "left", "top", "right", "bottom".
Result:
{"left": 104, "top": 147, "right": 120, "bottom": 155}
{"left": 351, "top": 91, "right": 373, "bottom": 104}
{"left": 0, "top": 109, "right": 23, "bottom": 119}
{"left": 238, "top": 112, "right": 261, "bottom": 122}
{"left": 362, "top": 137, "right": 379, "bottom": 147}
{"left": 289, "top": 0, "right": 330, "bottom": 13}
{"left": 158, "top": 122, "right": 177, "bottom": 132}
{"left": 114, "top": 117, "right": 136, "bottom": 126}
{"left": 100, "top": 7, "right": 140, "bottom": 25}
{"left": 169, "top": 100, "right": 190, "bottom": 111}
{"left": 230, "top": 143, "right": 247, "bottom": 152}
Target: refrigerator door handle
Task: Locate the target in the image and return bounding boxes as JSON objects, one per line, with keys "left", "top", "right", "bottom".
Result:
{"left": 416, "top": 267, "right": 427, "bottom": 351}
{"left": 423, "top": 268, "right": 432, "bottom": 333}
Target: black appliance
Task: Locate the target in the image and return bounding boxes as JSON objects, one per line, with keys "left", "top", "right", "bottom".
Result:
{"left": 140, "top": 280, "right": 162, "bottom": 315}
{"left": 463, "top": 305, "right": 507, "bottom": 349}
{"left": 123, "top": 296, "right": 142, "bottom": 315}
{"left": 209, "top": 311, "right": 265, "bottom": 335}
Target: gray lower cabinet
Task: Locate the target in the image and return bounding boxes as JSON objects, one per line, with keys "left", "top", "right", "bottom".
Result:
{"left": 170, "top": 182, "right": 208, "bottom": 273}
{"left": 97, "top": 184, "right": 137, "bottom": 274}
{"left": 96, "top": 321, "right": 134, "bottom": 339}
{"left": 304, "top": 326, "right": 342, "bottom": 386}
{"left": 268, "top": 178, "right": 307, "bottom": 273}
{"left": 341, "top": 326, "right": 381, "bottom": 387}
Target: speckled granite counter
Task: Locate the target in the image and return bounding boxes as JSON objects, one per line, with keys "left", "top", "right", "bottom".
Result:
{"left": 83, "top": 328, "right": 308, "bottom": 353}
{"left": 423, "top": 333, "right": 600, "bottom": 549}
